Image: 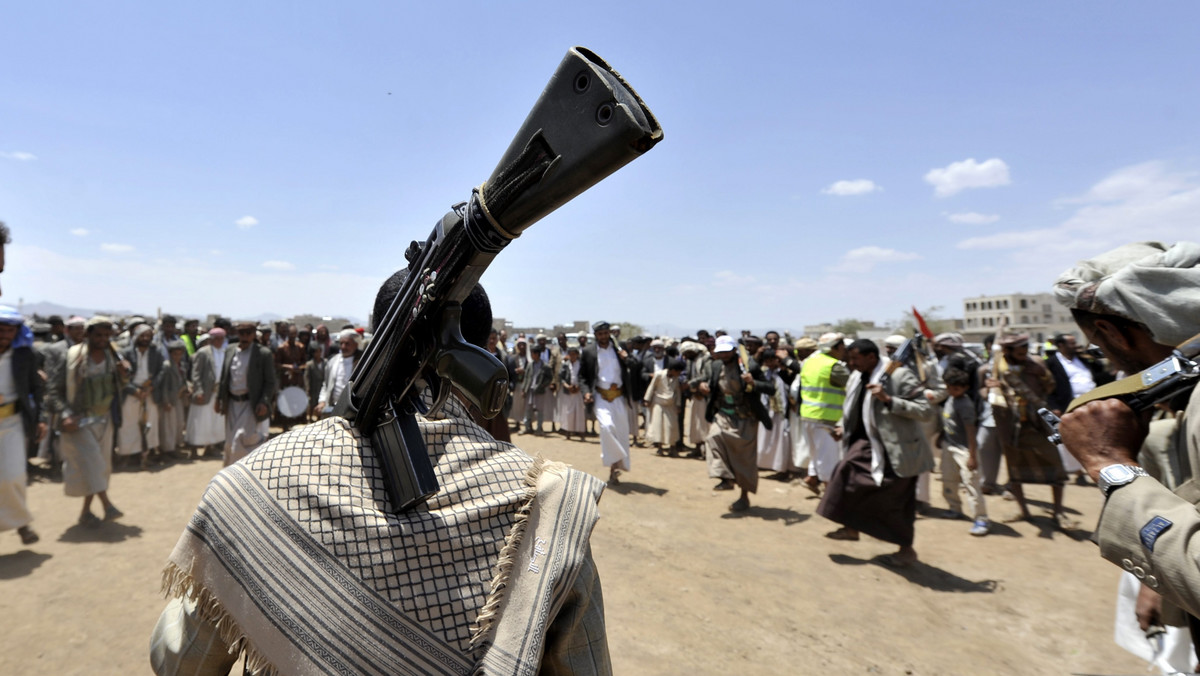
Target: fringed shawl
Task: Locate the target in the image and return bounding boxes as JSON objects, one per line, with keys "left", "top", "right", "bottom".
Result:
{"left": 162, "top": 395, "right": 603, "bottom": 675}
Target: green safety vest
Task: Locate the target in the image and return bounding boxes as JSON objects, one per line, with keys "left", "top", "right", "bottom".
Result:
{"left": 799, "top": 352, "right": 846, "bottom": 422}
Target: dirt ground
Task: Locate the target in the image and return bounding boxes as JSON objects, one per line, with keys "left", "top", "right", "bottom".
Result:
{"left": 1, "top": 428, "right": 1147, "bottom": 676}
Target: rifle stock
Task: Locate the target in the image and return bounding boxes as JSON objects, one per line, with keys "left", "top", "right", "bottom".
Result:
{"left": 339, "top": 47, "right": 662, "bottom": 513}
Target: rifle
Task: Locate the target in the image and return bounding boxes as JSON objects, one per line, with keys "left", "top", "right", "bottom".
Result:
{"left": 1040, "top": 332, "right": 1200, "bottom": 444}
{"left": 336, "top": 47, "right": 662, "bottom": 513}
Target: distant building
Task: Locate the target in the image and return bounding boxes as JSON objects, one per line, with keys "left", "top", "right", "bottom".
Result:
{"left": 962, "top": 292, "right": 1077, "bottom": 344}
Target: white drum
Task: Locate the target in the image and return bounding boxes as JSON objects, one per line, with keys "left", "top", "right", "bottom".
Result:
{"left": 277, "top": 386, "right": 309, "bottom": 418}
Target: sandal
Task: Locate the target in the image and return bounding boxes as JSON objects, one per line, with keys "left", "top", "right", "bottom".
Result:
{"left": 825, "top": 528, "right": 859, "bottom": 541}
{"left": 17, "top": 526, "right": 39, "bottom": 545}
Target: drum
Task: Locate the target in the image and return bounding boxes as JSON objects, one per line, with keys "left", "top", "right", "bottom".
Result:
{"left": 276, "top": 386, "right": 309, "bottom": 419}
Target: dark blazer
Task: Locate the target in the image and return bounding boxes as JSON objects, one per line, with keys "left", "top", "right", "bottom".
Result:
{"left": 11, "top": 346, "right": 45, "bottom": 450}
{"left": 1045, "top": 351, "right": 1114, "bottom": 413}
{"left": 505, "top": 351, "right": 530, "bottom": 391}
{"left": 579, "top": 342, "right": 638, "bottom": 404}
{"left": 639, "top": 352, "right": 663, "bottom": 397}
{"left": 704, "top": 358, "right": 776, "bottom": 429}
{"left": 218, "top": 343, "right": 277, "bottom": 421}
{"left": 120, "top": 344, "right": 164, "bottom": 398}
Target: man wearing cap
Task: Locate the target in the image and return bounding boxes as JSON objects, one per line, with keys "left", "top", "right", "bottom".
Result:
{"left": 986, "top": 332, "right": 1070, "bottom": 527}
{"left": 702, "top": 334, "right": 775, "bottom": 511}
{"left": 118, "top": 323, "right": 163, "bottom": 468}
{"left": 581, "top": 321, "right": 638, "bottom": 485}
{"left": 0, "top": 306, "right": 46, "bottom": 545}
{"left": 46, "top": 316, "right": 126, "bottom": 526}
{"left": 798, "top": 333, "right": 849, "bottom": 496}
{"left": 1053, "top": 242, "right": 1200, "bottom": 629}
{"left": 216, "top": 322, "right": 276, "bottom": 466}
{"left": 186, "top": 327, "right": 227, "bottom": 457}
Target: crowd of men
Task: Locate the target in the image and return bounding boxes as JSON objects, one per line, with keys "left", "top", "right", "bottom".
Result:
{"left": 3, "top": 314, "right": 369, "bottom": 542}
{"left": 489, "top": 320, "right": 1117, "bottom": 565}
{"left": 2, "top": 307, "right": 1128, "bottom": 558}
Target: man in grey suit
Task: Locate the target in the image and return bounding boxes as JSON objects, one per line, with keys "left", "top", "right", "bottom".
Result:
{"left": 818, "top": 338, "right": 936, "bottom": 568}
{"left": 216, "top": 322, "right": 276, "bottom": 466}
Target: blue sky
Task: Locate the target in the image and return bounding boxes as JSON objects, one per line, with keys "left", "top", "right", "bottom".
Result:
{"left": 3, "top": 2, "right": 1198, "bottom": 332}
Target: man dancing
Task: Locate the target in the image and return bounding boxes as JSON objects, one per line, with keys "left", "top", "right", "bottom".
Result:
{"left": 581, "top": 320, "right": 637, "bottom": 485}
{"left": 703, "top": 335, "right": 775, "bottom": 512}
{"left": 818, "top": 339, "right": 936, "bottom": 567}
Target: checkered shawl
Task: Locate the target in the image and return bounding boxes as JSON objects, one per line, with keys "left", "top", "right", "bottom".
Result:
{"left": 161, "top": 395, "right": 605, "bottom": 675}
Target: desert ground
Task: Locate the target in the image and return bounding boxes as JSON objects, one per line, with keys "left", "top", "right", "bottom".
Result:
{"left": 1, "top": 427, "right": 1148, "bottom": 676}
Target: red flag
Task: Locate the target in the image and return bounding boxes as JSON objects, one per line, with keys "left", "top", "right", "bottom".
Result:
{"left": 912, "top": 306, "right": 934, "bottom": 340}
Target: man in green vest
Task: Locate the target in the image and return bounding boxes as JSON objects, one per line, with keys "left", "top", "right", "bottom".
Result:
{"left": 800, "top": 332, "right": 850, "bottom": 495}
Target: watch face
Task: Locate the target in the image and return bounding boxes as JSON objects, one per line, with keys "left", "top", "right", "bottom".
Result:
{"left": 1102, "top": 465, "right": 1130, "bottom": 483}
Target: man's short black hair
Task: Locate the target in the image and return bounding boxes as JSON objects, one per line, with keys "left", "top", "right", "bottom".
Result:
{"left": 0, "top": 222, "right": 10, "bottom": 245}
{"left": 847, "top": 338, "right": 878, "bottom": 357}
{"left": 162, "top": 314, "right": 177, "bottom": 325}
{"left": 373, "top": 269, "right": 493, "bottom": 349}
{"left": 48, "top": 315, "right": 64, "bottom": 325}
{"left": 1052, "top": 333, "right": 1072, "bottom": 346}
{"left": 943, "top": 367, "right": 970, "bottom": 387}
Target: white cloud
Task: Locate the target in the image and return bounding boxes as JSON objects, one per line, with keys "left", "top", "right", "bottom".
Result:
{"left": 262, "top": 260, "right": 295, "bottom": 271}
{"left": 713, "top": 270, "right": 755, "bottom": 287}
{"left": 951, "top": 160, "right": 1200, "bottom": 298}
{"left": 209, "top": 249, "right": 223, "bottom": 256}
{"left": 319, "top": 264, "right": 339, "bottom": 271}
{"left": 830, "top": 246, "right": 920, "bottom": 273}
{"left": 101, "top": 243, "right": 134, "bottom": 253}
{"left": 70, "top": 228, "right": 90, "bottom": 237}
{"left": 956, "top": 229, "right": 1059, "bottom": 250}
{"left": 947, "top": 212, "right": 1000, "bottom": 225}
{"left": 924, "top": 158, "right": 1011, "bottom": 197}
{"left": 235, "top": 216, "right": 259, "bottom": 229}
{"left": 821, "top": 179, "right": 880, "bottom": 196}
{"left": 0, "top": 151, "right": 36, "bottom": 161}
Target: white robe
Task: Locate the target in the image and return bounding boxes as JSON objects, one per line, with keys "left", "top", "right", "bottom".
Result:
{"left": 558, "top": 362, "right": 586, "bottom": 433}
{"left": 595, "top": 345, "right": 630, "bottom": 470}
{"left": 0, "top": 411, "right": 31, "bottom": 531}
{"left": 117, "top": 392, "right": 158, "bottom": 455}
{"left": 756, "top": 372, "right": 792, "bottom": 471}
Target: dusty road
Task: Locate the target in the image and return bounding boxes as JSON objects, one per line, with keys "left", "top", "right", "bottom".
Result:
{"left": 1, "top": 429, "right": 1144, "bottom": 675}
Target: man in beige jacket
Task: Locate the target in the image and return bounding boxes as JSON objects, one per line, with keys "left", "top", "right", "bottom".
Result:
{"left": 1055, "top": 242, "right": 1200, "bottom": 637}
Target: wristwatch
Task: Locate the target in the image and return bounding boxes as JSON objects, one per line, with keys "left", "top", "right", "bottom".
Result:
{"left": 1097, "top": 464, "right": 1149, "bottom": 498}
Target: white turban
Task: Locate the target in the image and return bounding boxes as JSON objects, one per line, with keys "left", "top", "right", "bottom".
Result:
{"left": 1054, "top": 241, "right": 1200, "bottom": 347}
{"left": 339, "top": 329, "right": 361, "bottom": 344}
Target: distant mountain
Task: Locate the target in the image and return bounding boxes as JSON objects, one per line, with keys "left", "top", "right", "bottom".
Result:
{"left": 21, "top": 300, "right": 363, "bottom": 327}
{"left": 21, "top": 300, "right": 141, "bottom": 319}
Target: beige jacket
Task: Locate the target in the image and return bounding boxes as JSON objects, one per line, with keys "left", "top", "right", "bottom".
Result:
{"left": 1098, "top": 386, "right": 1200, "bottom": 616}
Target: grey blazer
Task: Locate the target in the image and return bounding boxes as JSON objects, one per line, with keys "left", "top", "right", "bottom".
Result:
{"left": 842, "top": 362, "right": 936, "bottom": 478}
{"left": 218, "top": 343, "right": 277, "bottom": 420}
{"left": 190, "top": 345, "right": 221, "bottom": 405}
